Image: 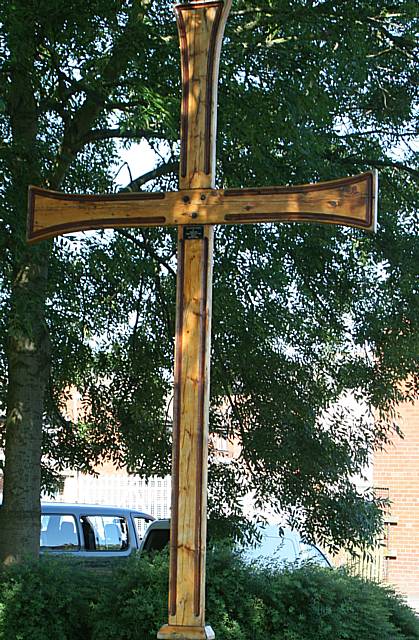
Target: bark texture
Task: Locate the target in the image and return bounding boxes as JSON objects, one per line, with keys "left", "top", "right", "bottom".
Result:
{"left": 0, "top": 2, "right": 50, "bottom": 564}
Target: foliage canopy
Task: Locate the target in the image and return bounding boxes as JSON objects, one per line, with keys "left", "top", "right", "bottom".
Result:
{"left": 0, "top": 0, "right": 418, "bottom": 556}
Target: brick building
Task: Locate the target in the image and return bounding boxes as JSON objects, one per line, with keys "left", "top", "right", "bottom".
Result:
{"left": 373, "top": 395, "right": 419, "bottom": 612}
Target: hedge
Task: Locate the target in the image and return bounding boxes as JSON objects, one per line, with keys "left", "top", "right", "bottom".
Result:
{"left": 0, "top": 548, "right": 418, "bottom": 640}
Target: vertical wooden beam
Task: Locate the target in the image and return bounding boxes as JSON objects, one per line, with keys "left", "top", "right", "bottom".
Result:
{"left": 165, "top": 224, "right": 214, "bottom": 638}
{"left": 177, "top": 0, "right": 229, "bottom": 190}
{"left": 158, "top": 2, "right": 231, "bottom": 639}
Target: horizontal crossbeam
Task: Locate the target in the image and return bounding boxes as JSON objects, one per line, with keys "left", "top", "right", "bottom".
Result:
{"left": 27, "top": 171, "right": 377, "bottom": 243}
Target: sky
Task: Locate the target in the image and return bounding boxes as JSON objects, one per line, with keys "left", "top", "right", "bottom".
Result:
{"left": 114, "top": 140, "right": 168, "bottom": 190}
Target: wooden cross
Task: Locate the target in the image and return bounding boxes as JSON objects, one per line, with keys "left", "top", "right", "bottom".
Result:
{"left": 27, "top": 2, "right": 377, "bottom": 639}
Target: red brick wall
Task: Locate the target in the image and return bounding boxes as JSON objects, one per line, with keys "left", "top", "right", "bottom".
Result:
{"left": 373, "top": 397, "right": 419, "bottom": 610}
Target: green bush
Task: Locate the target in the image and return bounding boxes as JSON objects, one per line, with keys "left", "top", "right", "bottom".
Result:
{"left": 0, "top": 559, "right": 107, "bottom": 640}
{"left": 244, "top": 561, "right": 419, "bottom": 640}
{"left": 205, "top": 549, "right": 419, "bottom": 640}
{"left": 90, "top": 552, "right": 168, "bottom": 640}
{"left": 0, "top": 549, "right": 418, "bottom": 640}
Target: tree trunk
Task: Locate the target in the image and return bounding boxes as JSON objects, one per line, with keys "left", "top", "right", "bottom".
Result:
{"left": 0, "top": 1, "right": 50, "bottom": 564}
{"left": 0, "top": 243, "right": 50, "bottom": 564}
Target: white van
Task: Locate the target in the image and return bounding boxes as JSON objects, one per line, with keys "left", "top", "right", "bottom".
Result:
{"left": 41, "top": 503, "right": 154, "bottom": 559}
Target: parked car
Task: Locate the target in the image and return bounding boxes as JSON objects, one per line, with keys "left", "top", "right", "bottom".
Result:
{"left": 40, "top": 502, "right": 154, "bottom": 559}
{"left": 241, "top": 524, "right": 331, "bottom": 567}
{"left": 139, "top": 518, "right": 170, "bottom": 554}
{"left": 139, "top": 519, "right": 331, "bottom": 568}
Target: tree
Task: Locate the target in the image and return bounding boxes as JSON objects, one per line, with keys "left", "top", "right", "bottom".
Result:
{"left": 0, "top": 0, "right": 417, "bottom": 562}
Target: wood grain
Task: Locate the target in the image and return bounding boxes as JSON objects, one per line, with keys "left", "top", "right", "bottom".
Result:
{"left": 162, "top": 2, "right": 231, "bottom": 637}
{"left": 168, "top": 225, "right": 213, "bottom": 629}
{"left": 158, "top": 624, "right": 215, "bottom": 640}
{"left": 27, "top": 171, "right": 377, "bottom": 242}
{"left": 175, "top": 1, "right": 230, "bottom": 189}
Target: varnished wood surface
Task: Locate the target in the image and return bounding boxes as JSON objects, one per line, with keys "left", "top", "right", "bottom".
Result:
{"left": 165, "top": 1, "right": 231, "bottom": 635}
{"left": 169, "top": 226, "right": 213, "bottom": 629}
{"left": 175, "top": 1, "right": 231, "bottom": 189}
{"left": 158, "top": 624, "right": 215, "bottom": 640}
{"left": 27, "top": 171, "right": 378, "bottom": 242}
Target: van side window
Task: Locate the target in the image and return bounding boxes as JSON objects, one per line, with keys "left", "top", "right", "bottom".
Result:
{"left": 80, "top": 516, "right": 129, "bottom": 551}
{"left": 133, "top": 516, "right": 151, "bottom": 541}
{"left": 40, "top": 515, "right": 79, "bottom": 551}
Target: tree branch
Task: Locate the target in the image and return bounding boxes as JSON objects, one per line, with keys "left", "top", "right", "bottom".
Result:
{"left": 38, "top": 45, "right": 91, "bottom": 115}
{"left": 335, "top": 128, "right": 417, "bottom": 140}
{"left": 104, "top": 99, "right": 149, "bottom": 112}
{"left": 367, "top": 17, "right": 418, "bottom": 60}
{"left": 115, "top": 228, "right": 176, "bottom": 277}
{"left": 123, "top": 160, "right": 179, "bottom": 191}
{"left": 353, "top": 158, "right": 419, "bottom": 179}
{"left": 325, "top": 152, "right": 419, "bottom": 179}
{"left": 80, "top": 127, "right": 166, "bottom": 145}
{"left": 48, "top": 0, "right": 152, "bottom": 189}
